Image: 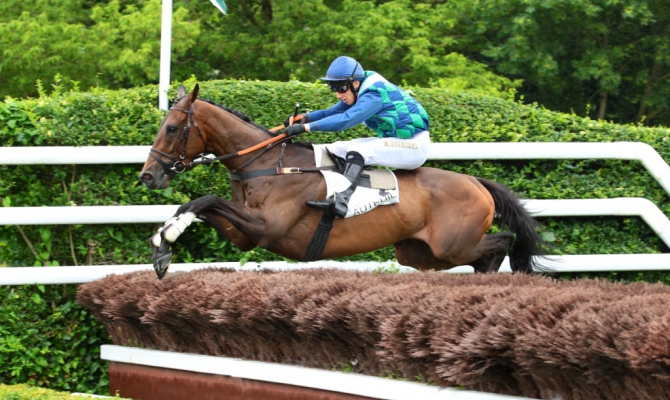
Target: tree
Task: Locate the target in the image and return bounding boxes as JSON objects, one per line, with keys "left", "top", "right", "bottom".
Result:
{"left": 0, "top": 0, "right": 198, "bottom": 98}
{"left": 443, "top": 0, "right": 670, "bottom": 125}
{"left": 171, "top": 0, "right": 516, "bottom": 94}
{"left": 3, "top": 0, "right": 664, "bottom": 126}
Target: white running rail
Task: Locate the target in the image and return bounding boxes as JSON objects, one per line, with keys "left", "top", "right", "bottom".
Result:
{"left": 8, "top": 143, "right": 668, "bottom": 400}
{"left": 101, "top": 345, "right": 534, "bottom": 400}
{"left": 1, "top": 197, "right": 669, "bottom": 284}
{"left": 1, "top": 198, "right": 668, "bottom": 245}
{"left": 2, "top": 142, "right": 670, "bottom": 194}
{"left": 428, "top": 142, "right": 670, "bottom": 195}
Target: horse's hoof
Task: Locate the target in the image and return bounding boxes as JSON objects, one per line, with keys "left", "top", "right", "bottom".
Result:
{"left": 154, "top": 252, "right": 172, "bottom": 280}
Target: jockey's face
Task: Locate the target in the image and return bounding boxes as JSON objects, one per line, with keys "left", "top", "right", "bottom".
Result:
{"left": 333, "top": 80, "right": 360, "bottom": 105}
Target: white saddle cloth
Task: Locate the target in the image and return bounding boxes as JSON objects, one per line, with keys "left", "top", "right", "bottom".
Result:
{"left": 313, "top": 145, "right": 400, "bottom": 218}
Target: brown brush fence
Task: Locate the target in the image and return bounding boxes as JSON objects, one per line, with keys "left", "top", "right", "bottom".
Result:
{"left": 77, "top": 268, "right": 670, "bottom": 400}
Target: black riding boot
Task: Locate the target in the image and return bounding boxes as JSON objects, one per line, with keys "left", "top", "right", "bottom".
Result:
{"left": 307, "top": 151, "right": 365, "bottom": 218}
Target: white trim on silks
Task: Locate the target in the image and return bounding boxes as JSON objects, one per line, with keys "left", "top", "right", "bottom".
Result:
{"left": 358, "top": 72, "right": 388, "bottom": 95}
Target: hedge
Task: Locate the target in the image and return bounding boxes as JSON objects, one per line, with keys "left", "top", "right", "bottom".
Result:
{"left": 1, "top": 79, "right": 669, "bottom": 393}
{"left": 0, "top": 285, "right": 109, "bottom": 394}
{"left": 0, "top": 383, "right": 127, "bottom": 399}
{"left": 78, "top": 268, "right": 670, "bottom": 400}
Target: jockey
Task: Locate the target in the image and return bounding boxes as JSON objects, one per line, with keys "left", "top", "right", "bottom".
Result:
{"left": 282, "top": 55, "right": 431, "bottom": 218}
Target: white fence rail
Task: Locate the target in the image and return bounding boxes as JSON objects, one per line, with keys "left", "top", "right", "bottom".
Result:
{"left": 3, "top": 142, "right": 670, "bottom": 194}
{"left": 101, "top": 345, "right": 534, "bottom": 400}
{"left": 1, "top": 142, "right": 669, "bottom": 282}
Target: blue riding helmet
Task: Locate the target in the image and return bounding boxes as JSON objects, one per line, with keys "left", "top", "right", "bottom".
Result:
{"left": 320, "top": 56, "right": 365, "bottom": 81}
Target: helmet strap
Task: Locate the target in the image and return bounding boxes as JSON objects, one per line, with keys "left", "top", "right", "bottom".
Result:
{"left": 349, "top": 62, "right": 361, "bottom": 105}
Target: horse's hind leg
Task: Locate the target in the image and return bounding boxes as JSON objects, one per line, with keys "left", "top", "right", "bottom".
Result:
{"left": 394, "top": 239, "right": 457, "bottom": 271}
{"left": 468, "top": 233, "right": 514, "bottom": 273}
{"left": 395, "top": 233, "right": 513, "bottom": 273}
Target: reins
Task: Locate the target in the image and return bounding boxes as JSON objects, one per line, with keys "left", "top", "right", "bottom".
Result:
{"left": 150, "top": 103, "right": 316, "bottom": 178}
{"left": 188, "top": 114, "right": 303, "bottom": 167}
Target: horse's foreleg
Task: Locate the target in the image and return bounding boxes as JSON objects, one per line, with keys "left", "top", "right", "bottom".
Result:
{"left": 198, "top": 209, "right": 256, "bottom": 251}
{"left": 150, "top": 195, "right": 261, "bottom": 279}
{"left": 150, "top": 210, "right": 197, "bottom": 279}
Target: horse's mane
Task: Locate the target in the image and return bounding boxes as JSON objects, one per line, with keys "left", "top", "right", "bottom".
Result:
{"left": 172, "top": 95, "right": 268, "bottom": 131}
{"left": 173, "top": 95, "right": 313, "bottom": 149}
{"left": 198, "top": 98, "right": 269, "bottom": 132}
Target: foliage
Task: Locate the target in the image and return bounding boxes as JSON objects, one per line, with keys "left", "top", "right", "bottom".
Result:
{"left": 0, "top": 79, "right": 668, "bottom": 394}
{"left": 0, "top": 285, "right": 111, "bottom": 394}
{"left": 428, "top": 53, "right": 522, "bottom": 98}
{"left": 0, "top": 384, "right": 127, "bottom": 399}
{"left": 0, "top": 0, "right": 197, "bottom": 98}
{"left": 2, "top": 0, "right": 666, "bottom": 125}
{"left": 443, "top": 0, "right": 670, "bottom": 125}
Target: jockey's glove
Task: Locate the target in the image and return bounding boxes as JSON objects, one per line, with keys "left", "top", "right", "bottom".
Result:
{"left": 284, "top": 124, "right": 306, "bottom": 137}
{"left": 284, "top": 113, "right": 306, "bottom": 127}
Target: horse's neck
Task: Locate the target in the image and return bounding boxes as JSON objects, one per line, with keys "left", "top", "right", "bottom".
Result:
{"left": 199, "top": 102, "right": 274, "bottom": 168}
{"left": 197, "top": 101, "right": 316, "bottom": 173}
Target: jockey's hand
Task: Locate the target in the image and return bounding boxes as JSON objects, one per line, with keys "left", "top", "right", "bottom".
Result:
{"left": 284, "top": 113, "right": 305, "bottom": 127}
{"left": 283, "top": 124, "right": 306, "bottom": 137}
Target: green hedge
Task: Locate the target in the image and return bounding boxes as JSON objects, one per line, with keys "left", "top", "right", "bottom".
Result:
{"left": 0, "top": 383, "right": 126, "bottom": 399}
{"left": 0, "top": 285, "right": 109, "bottom": 394}
{"left": 1, "top": 79, "right": 669, "bottom": 393}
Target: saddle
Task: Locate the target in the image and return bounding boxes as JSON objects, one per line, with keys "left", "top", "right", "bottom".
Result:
{"left": 318, "top": 147, "right": 397, "bottom": 191}
{"left": 303, "top": 146, "right": 400, "bottom": 261}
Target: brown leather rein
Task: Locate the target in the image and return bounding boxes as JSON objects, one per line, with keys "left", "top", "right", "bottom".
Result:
{"left": 149, "top": 104, "right": 303, "bottom": 177}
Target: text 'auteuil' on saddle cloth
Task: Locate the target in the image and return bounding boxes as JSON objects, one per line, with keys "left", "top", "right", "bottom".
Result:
{"left": 313, "top": 145, "right": 399, "bottom": 218}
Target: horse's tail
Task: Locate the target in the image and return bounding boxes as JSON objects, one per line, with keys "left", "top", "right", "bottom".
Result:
{"left": 476, "top": 177, "right": 547, "bottom": 273}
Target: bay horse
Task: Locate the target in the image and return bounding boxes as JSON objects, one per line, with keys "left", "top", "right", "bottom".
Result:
{"left": 139, "top": 84, "right": 546, "bottom": 279}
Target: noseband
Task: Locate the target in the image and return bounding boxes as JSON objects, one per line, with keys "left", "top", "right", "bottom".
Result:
{"left": 150, "top": 102, "right": 206, "bottom": 176}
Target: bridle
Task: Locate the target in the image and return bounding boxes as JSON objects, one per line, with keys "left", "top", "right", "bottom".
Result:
{"left": 149, "top": 99, "right": 296, "bottom": 177}
{"left": 149, "top": 101, "right": 206, "bottom": 177}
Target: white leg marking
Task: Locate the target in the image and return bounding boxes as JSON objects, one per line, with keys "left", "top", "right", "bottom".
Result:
{"left": 163, "top": 212, "right": 197, "bottom": 243}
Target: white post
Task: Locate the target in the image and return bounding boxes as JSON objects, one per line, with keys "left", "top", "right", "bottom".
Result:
{"left": 158, "top": 0, "right": 173, "bottom": 111}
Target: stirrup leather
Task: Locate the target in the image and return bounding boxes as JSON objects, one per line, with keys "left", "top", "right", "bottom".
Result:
{"left": 307, "top": 153, "right": 364, "bottom": 218}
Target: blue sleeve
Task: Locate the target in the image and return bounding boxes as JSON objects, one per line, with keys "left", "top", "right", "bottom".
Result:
{"left": 308, "top": 101, "right": 349, "bottom": 121}
{"left": 308, "top": 91, "right": 383, "bottom": 132}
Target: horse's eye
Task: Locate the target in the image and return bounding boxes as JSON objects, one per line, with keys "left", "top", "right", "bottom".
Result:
{"left": 166, "top": 125, "right": 178, "bottom": 135}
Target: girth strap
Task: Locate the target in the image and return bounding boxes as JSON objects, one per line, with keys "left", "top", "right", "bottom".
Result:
{"left": 303, "top": 213, "right": 336, "bottom": 261}
{"left": 230, "top": 166, "right": 335, "bottom": 181}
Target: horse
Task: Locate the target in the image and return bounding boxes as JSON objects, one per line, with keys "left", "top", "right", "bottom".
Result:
{"left": 139, "top": 84, "right": 546, "bottom": 279}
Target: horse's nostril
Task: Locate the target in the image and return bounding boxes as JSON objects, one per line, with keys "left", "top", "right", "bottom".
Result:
{"left": 141, "top": 173, "right": 153, "bottom": 182}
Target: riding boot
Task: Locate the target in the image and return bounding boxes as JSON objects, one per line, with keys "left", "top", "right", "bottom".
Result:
{"left": 307, "top": 151, "right": 365, "bottom": 218}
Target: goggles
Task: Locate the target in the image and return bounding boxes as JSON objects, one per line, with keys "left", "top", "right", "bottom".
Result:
{"left": 329, "top": 82, "right": 350, "bottom": 94}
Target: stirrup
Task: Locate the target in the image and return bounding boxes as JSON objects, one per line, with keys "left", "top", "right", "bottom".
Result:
{"left": 306, "top": 197, "right": 336, "bottom": 213}
{"left": 306, "top": 194, "right": 349, "bottom": 218}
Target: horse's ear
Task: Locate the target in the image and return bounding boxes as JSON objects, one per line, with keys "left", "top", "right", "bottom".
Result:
{"left": 188, "top": 83, "right": 200, "bottom": 103}
{"left": 177, "top": 84, "right": 187, "bottom": 98}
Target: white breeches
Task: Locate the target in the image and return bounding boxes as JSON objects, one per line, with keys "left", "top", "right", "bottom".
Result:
{"left": 325, "top": 131, "right": 431, "bottom": 170}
